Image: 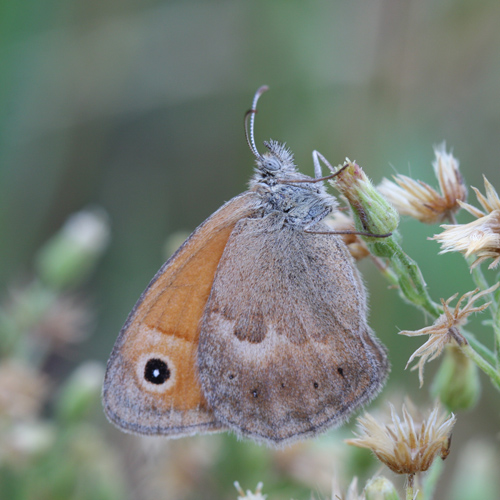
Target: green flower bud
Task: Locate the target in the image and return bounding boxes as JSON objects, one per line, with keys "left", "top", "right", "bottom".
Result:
{"left": 2, "top": 422, "right": 56, "bottom": 465}
{"left": 431, "top": 345, "right": 480, "bottom": 412}
{"left": 330, "top": 159, "right": 441, "bottom": 317}
{"left": 364, "top": 476, "right": 400, "bottom": 500}
{"left": 331, "top": 159, "right": 399, "bottom": 241}
{"left": 36, "top": 208, "right": 110, "bottom": 290}
{"left": 56, "top": 362, "right": 105, "bottom": 423}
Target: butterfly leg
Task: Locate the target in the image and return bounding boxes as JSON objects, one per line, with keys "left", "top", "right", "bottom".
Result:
{"left": 303, "top": 208, "right": 334, "bottom": 233}
{"left": 312, "top": 150, "right": 338, "bottom": 179}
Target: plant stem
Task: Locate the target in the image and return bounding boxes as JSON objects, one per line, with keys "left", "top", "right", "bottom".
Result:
{"left": 374, "top": 241, "right": 500, "bottom": 389}
{"left": 406, "top": 474, "right": 415, "bottom": 500}
{"left": 369, "top": 237, "right": 442, "bottom": 318}
{"left": 462, "top": 345, "right": 500, "bottom": 390}
{"left": 371, "top": 255, "right": 399, "bottom": 286}
{"left": 469, "top": 262, "right": 500, "bottom": 367}
{"left": 461, "top": 329, "right": 496, "bottom": 366}
{"left": 493, "top": 303, "right": 500, "bottom": 368}
{"left": 470, "top": 264, "right": 498, "bottom": 315}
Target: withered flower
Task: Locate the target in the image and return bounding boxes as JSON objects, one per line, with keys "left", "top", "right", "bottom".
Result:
{"left": 459, "top": 175, "right": 500, "bottom": 217}
{"left": 346, "top": 402, "right": 456, "bottom": 475}
{"left": 433, "top": 177, "right": 500, "bottom": 268}
{"left": 378, "top": 143, "right": 466, "bottom": 224}
{"left": 234, "top": 482, "right": 266, "bottom": 500}
{"left": 400, "top": 284, "right": 498, "bottom": 386}
{"left": 433, "top": 211, "right": 500, "bottom": 269}
{"left": 331, "top": 477, "right": 366, "bottom": 500}
{"left": 0, "top": 360, "right": 49, "bottom": 420}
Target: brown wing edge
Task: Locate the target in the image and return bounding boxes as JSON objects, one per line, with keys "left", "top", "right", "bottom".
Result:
{"left": 290, "top": 330, "right": 389, "bottom": 441}
{"left": 261, "top": 332, "right": 389, "bottom": 447}
{"left": 102, "top": 191, "right": 260, "bottom": 436}
{"left": 210, "top": 328, "right": 389, "bottom": 448}
{"left": 198, "top": 224, "right": 390, "bottom": 447}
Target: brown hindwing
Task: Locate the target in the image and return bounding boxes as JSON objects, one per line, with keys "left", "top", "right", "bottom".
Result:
{"left": 198, "top": 217, "right": 389, "bottom": 446}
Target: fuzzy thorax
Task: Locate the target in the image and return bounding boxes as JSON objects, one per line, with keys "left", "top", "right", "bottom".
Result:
{"left": 249, "top": 140, "right": 337, "bottom": 227}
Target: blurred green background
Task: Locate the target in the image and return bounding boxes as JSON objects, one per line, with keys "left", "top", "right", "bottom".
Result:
{"left": 1, "top": 0, "right": 500, "bottom": 499}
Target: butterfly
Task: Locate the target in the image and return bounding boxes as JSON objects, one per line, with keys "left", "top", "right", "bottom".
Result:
{"left": 103, "top": 86, "right": 389, "bottom": 447}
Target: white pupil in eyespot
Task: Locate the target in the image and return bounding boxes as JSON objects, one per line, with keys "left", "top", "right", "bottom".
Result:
{"left": 144, "top": 358, "right": 170, "bottom": 385}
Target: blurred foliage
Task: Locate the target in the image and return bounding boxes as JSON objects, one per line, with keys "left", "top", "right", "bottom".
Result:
{"left": 1, "top": 0, "right": 500, "bottom": 499}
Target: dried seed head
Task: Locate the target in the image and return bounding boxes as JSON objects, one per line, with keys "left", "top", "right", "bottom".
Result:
{"left": 234, "top": 482, "right": 266, "bottom": 500}
{"left": 378, "top": 143, "right": 466, "bottom": 224}
{"left": 433, "top": 177, "right": 500, "bottom": 268}
{"left": 346, "top": 402, "right": 456, "bottom": 475}
{"left": 459, "top": 175, "right": 500, "bottom": 217}
{"left": 432, "top": 210, "right": 500, "bottom": 269}
{"left": 399, "top": 284, "right": 498, "bottom": 386}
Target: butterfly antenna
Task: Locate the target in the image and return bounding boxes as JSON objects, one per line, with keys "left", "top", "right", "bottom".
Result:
{"left": 245, "top": 85, "right": 269, "bottom": 159}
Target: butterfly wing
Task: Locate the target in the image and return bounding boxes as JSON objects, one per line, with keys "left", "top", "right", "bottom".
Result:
{"left": 103, "top": 192, "right": 259, "bottom": 437}
{"left": 198, "top": 217, "right": 389, "bottom": 446}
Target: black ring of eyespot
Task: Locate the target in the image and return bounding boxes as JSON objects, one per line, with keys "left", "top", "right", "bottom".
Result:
{"left": 144, "top": 358, "right": 170, "bottom": 385}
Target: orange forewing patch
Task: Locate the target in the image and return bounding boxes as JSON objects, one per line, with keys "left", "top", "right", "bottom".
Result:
{"left": 103, "top": 192, "right": 258, "bottom": 432}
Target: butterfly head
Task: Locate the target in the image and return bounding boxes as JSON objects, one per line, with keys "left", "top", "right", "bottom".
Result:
{"left": 255, "top": 140, "right": 297, "bottom": 175}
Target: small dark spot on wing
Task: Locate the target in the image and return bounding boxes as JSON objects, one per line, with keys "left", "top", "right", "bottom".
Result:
{"left": 234, "top": 312, "right": 267, "bottom": 343}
